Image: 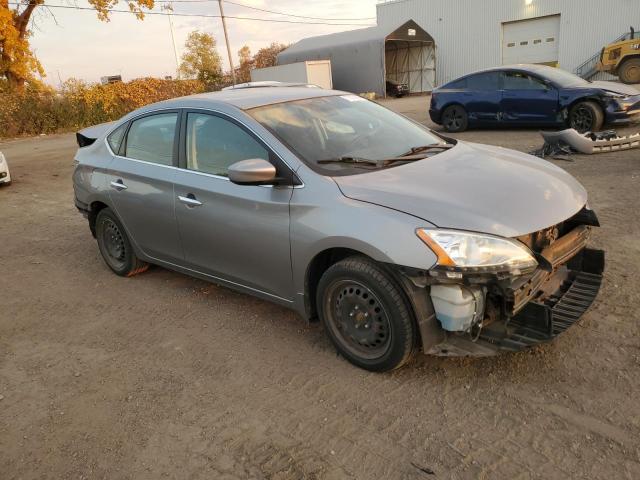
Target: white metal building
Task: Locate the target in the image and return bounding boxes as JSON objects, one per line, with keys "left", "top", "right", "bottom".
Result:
{"left": 278, "top": 0, "right": 639, "bottom": 96}
{"left": 376, "top": 0, "right": 640, "bottom": 86}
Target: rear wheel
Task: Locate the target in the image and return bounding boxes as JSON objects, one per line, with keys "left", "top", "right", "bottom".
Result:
{"left": 316, "top": 256, "right": 417, "bottom": 372}
{"left": 441, "top": 105, "right": 469, "bottom": 132}
{"left": 618, "top": 58, "right": 640, "bottom": 84}
{"left": 95, "top": 208, "right": 148, "bottom": 277}
{"left": 569, "top": 101, "right": 604, "bottom": 133}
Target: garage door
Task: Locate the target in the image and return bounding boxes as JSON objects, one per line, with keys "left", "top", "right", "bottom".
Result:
{"left": 502, "top": 15, "right": 560, "bottom": 65}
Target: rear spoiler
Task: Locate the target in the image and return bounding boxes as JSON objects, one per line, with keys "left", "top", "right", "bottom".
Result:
{"left": 76, "top": 121, "right": 115, "bottom": 148}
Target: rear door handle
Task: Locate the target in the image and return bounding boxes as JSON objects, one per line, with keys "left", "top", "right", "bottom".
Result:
{"left": 178, "top": 194, "right": 203, "bottom": 207}
{"left": 110, "top": 180, "right": 127, "bottom": 191}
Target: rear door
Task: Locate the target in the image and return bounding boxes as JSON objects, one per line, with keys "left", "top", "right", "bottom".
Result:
{"left": 463, "top": 72, "right": 502, "bottom": 124}
{"left": 172, "top": 110, "right": 295, "bottom": 301}
{"left": 500, "top": 71, "right": 559, "bottom": 124}
{"left": 107, "top": 111, "right": 183, "bottom": 263}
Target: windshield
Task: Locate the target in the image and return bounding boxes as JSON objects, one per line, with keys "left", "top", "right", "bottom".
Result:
{"left": 248, "top": 95, "right": 446, "bottom": 175}
{"left": 539, "top": 67, "right": 590, "bottom": 87}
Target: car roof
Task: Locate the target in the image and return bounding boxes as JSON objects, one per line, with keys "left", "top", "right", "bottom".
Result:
{"left": 147, "top": 86, "right": 349, "bottom": 111}
{"left": 459, "top": 63, "right": 555, "bottom": 78}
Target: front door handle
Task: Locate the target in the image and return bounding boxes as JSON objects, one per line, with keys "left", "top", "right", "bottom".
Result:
{"left": 178, "top": 194, "right": 203, "bottom": 207}
{"left": 110, "top": 179, "right": 127, "bottom": 191}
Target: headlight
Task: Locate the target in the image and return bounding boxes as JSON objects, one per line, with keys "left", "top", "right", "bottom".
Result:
{"left": 416, "top": 228, "right": 538, "bottom": 274}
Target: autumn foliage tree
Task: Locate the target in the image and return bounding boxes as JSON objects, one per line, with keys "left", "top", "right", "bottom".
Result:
{"left": 0, "top": 0, "right": 154, "bottom": 90}
{"left": 253, "top": 42, "right": 288, "bottom": 69}
{"left": 179, "top": 31, "right": 223, "bottom": 91}
{"left": 234, "top": 42, "right": 289, "bottom": 84}
{"left": 236, "top": 45, "right": 253, "bottom": 83}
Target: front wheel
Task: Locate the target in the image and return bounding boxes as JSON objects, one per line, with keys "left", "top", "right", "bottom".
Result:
{"left": 316, "top": 256, "right": 417, "bottom": 372}
{"left": 441, "top": 105, "right": 469, "bottom": 132}
{"left": 569, "top": 101, "right": 604, "bottom": 133}
{"left": 95, "top": 208, "right": 149, "bottom": 277}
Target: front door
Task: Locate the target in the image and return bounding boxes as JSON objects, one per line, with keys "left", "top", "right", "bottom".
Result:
{"left": 107, "top": 111, "right": 183, "bottom": 263}
{"left": 173, "top": 111, "right": 294, "bottom": 301}
{"left": 500, "top": 71, "right": 559, "bottom": 124}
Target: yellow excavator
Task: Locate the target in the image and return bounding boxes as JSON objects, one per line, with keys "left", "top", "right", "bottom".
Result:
{"left": 596, "top": 27, "right": 640, "bottom": 84}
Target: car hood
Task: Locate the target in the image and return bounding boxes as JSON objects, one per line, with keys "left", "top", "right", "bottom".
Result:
{"left": 585, "top": 81, "right": 640, "bottom": 96}
{"left": 333, "top": 142, "right": 587, "bottom": 237}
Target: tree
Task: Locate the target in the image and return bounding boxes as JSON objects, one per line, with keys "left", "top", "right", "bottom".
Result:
{"left": 236, "top": 45, "right": 253, "bottom": 83}
{"left": 179, "top": 31, "right": 222, "bottom": 91}
{"left": 253, "top": 42, "right": 288, "bottom": 70}
{"left": 1, "top": 0, "right": 154, "bottom": 90}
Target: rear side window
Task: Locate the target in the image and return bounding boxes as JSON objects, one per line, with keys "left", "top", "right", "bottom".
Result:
{"left": 503, "top": 72, "right": 548, "bottom": 90}
{"left": 185, "top": 113, "right": 269, "bottom": 177}
{"left": 124, "top": 113, "right": 178, "bottom": 165}
{"left": 107, "top": 123, "right": 126, "bottom": 154}
{"left": 445, "top": 78, "right": 467, "bottom": 89}
{"left": 466, "top": 72, "right": 500, "bottom": 90}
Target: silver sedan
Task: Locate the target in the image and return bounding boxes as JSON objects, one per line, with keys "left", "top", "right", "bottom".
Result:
{"left": 73, "top": 86, "right": 604, "bottom": 371}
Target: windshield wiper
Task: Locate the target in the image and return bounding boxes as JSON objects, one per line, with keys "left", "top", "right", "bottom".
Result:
{"left": 317, "top": 156, "right": 381, "bottom": 166}
{"left": 399, "top": 143, "right": 455, "bottom": 157}
{"left": 317, "top": 145, "right": 455, "bottom": 168}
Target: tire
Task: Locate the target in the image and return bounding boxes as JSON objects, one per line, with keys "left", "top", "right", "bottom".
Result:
{"left": 618, "top": 58, "right": 640, "bottom": 84}
{"left": 569, "top": 101, "right": 604, "bottom": 133}
{"left": 95, "top": 208, "right": 148, "bottom": 277}
{"left": 316, "top": 256, "right": 417, "bottom": 372}
{"left": 441, "top": 105, "right": 469, "bottom": 132}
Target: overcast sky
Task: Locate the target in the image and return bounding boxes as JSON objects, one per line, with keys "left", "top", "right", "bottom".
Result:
{"left": 27, "top": 0, "right": 378, "bottom": 85}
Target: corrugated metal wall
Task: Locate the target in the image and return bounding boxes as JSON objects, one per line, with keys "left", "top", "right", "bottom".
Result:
{"left": 376, "top": 0, "right": 640, "bottom": 86}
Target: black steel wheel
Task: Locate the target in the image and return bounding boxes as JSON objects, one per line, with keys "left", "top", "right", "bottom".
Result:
{"left": 569, "top": 101, "right": 604, "bottom": 133}
{"left": 324, "top": 280, "right": 392, "bottom": 359}
{"left": 317, "top": 256, "right": 417, "bottom": 372}
{"left": 95, "top": 208, "right": 148, "bottom": 277}
{"left": 441, "top": 105, "right": 468, "bottom": 132}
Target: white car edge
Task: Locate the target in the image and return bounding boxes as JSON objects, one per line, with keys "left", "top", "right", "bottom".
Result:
{"left": 0, "top": 151, "right": 11, "bottom": 186}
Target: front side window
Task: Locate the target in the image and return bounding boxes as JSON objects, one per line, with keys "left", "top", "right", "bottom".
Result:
{"left": 107, "top": 123, "right": 127, "bottom": 154}
{"left": 503, "top": 72, "right": 547, "bottom": 90}
{"left": 249, "top": 95, "right": 444, "bottom": 176}
{"left": 185, "top": 113, "right": 269, "bottom": 177}
{"left": 124, "top": 113, "right": 178, "bottom": 165}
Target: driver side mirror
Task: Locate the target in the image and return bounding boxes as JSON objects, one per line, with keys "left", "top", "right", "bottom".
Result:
{"left": 228, "top": 159, "right": 277, "bottom": 185}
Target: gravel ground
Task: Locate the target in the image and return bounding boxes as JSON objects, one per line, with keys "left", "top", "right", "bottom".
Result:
{"left": 1, "top": 96, "right": 639, "bottom": 479}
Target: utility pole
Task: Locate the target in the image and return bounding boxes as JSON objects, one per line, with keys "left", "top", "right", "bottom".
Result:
{"left": 162, "top": 3, "right": 180, "bottom": 79}
{"left": 218, "top": 0, "right": 236, "bottom": 85}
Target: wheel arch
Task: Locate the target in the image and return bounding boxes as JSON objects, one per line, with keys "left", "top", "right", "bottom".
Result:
{"left": 303, "top": 247, "right": 371, "bottom": 321}
{"left": 616, "top": 53, "right": 640, "bottom": 70}
{"left": 88, "top": 200, "right": 111, "bottom": 238}
{"left": 565, "top": 96, "right": 606, "bottom": 129}
{"left": 441, "top": 101, "right": 467, "bottom": 114}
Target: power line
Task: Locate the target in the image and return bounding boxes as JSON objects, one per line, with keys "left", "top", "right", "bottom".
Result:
{"left": 153, "top": 0, "right": 377, "bottom": 21}
{"left": 7, "top": 2, "right": 375, "bottom": 26}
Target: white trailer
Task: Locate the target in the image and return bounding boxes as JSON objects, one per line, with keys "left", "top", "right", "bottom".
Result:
{"left": 251, "top": 60, "right": 333, "bottom": 89}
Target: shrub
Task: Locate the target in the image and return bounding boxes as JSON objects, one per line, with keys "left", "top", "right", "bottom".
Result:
{"left": 0, "top": 77, "right": 205, "bottom": 138}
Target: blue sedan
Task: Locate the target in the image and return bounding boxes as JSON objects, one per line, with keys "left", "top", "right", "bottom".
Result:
{"left": 429, "top": 64, "right": 640, "bottom": 133}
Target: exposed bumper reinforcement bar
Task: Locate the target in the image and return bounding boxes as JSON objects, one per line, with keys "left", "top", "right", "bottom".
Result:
{"left": 426, "top": 248, "right": 604, "bottom": 356}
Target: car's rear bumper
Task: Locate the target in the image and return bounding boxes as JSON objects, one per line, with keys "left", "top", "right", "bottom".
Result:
{"left": 425, "top": 247, "right": 604, "bottom": 356}
{"left": 428, "top": 109, "right": 441, "bottom": 124}
{"left": 75, "top": 197, "right": 90, "bottom": 218}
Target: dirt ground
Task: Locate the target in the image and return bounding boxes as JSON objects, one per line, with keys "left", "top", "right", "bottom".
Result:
{"left": 1, "top": 96, "right": 639, "bottom": 480}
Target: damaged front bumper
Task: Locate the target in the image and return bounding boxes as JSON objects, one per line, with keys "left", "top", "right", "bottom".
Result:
{"left": 426, "top": 246, "right": 604, "bottom": 356}
{"left": 398, "top": 211, "right": 605, "bottom": 357}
